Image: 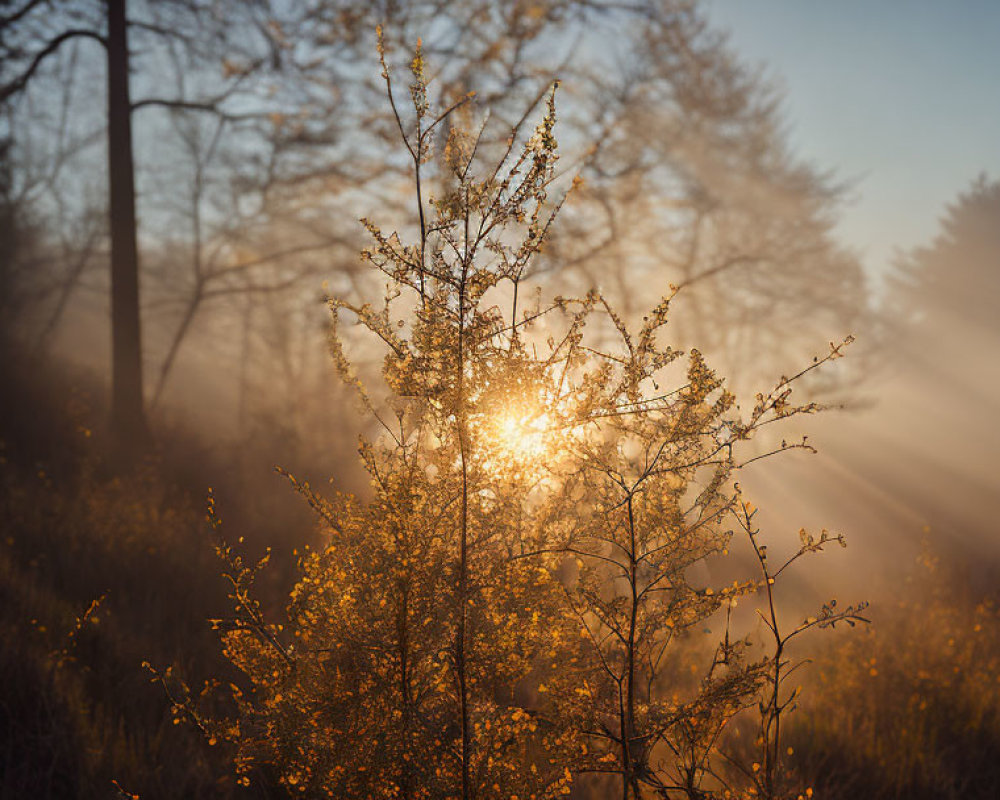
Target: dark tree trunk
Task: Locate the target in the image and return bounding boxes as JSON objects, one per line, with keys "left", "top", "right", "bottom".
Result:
{"left": 106, "top": 0, "right": 148, "bottom": 456}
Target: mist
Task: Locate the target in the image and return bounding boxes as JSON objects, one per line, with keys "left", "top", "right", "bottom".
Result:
{"left": 2, "top": 2, "right": 999, "bottom": 799}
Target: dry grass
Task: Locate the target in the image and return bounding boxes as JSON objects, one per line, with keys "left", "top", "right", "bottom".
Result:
{"left": 786, "top": 544, "right": 1000, "bottom": 799}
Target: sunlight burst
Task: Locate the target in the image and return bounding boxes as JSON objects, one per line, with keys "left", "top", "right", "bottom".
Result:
{"left": 492, "top": 409, "right": 553, "bottom": 464}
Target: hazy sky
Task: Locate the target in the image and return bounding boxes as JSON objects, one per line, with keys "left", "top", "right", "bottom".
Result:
{"left": 706, "top": 0, "right": 1000, "bottom": 287}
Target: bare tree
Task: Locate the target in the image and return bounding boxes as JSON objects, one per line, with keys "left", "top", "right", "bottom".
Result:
{"left": 0, "top": 0, "right": 284, "bottom": 455}
{"left": 3, "top": 0, "right": 870, "bottom": 457}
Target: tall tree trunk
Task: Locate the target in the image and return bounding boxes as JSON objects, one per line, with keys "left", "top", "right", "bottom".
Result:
{"left": 106, "top": 0, "right": 148, "bottom": 455}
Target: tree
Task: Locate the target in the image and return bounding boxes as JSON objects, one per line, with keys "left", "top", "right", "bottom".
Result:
{"left": 149, "top": 39, "right": 866, "bottom": 800}
{"left": 0, "top": 39, "right": 107, "bottom": 355}
{"left": 3, "top": 1, "right": 867, "bottom": 460}
{"left": 243, "top": 0, "right": 869, "bottom": 424}
{"left": 153, "top": 41, "right": 583, "bottom": 800}
{"left": 1, "top": 0, "right": 146, "bottom": 448}
{"left": 105, "top": 0, "right": 146, "bottom": 450}
{"left": 532, "top": 290, "right": 863, "bottom": 799}
{"left": 889, "top": 175, "right": 1000, "bottom": 345}
{"left": 0, "top": 0, "right": 284, "bottom": 453}
{"left": 863, "top": 174, "right": 1000, "bottom": 547}
{"left": 0, "top": 134, "right": 37, "bottom": 341}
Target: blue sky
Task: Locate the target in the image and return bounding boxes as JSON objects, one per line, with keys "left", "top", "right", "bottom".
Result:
{"left": 706, "top": 0, "right": 1000, "bottom": 285}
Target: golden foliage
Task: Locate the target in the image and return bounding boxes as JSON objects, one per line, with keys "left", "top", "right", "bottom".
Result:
{"left": 159, "top": 36, "right": 862, "bottom": 800}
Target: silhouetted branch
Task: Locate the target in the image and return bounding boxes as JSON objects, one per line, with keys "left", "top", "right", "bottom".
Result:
{"left": 1, "top": 29, "right": 107, "bottom": 104}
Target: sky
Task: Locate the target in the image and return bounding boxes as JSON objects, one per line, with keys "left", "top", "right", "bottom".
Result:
{"left": 706, "top": 0, "right": 1000, "bottom": 287}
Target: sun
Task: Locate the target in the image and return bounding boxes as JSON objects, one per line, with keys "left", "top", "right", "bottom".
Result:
{"left": 471, "top": 389, "right": 563, "bottom": 476}
{"left": 492, "top": 408, "right": 553, "bottom": 463}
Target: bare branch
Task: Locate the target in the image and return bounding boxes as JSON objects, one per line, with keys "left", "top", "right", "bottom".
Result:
{"left": 1, "top": 29, "right": 107, "bottom": 104}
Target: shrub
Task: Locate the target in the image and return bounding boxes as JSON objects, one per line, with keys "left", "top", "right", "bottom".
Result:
{"left": 157, "top": 37, "right": 864, "bottom": 800}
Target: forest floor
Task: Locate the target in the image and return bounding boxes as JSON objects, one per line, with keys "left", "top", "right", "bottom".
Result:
{"left": 2, "top": 345, "right": 999, "bottom": 800}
